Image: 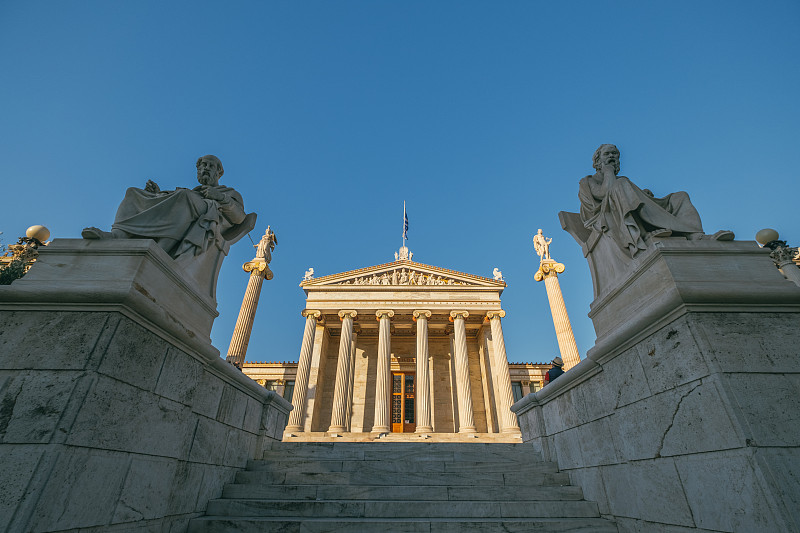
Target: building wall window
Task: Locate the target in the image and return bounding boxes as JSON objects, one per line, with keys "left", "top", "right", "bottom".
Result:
{"left": 532, "top": 382, "right": 542, "bottom": 393}
{"left": 264, "top": 380, "right": 278, "bottom": 391}
{"left": 511, "top": 382, "right": 523, "bottom": 402}
{"left": 283, "top": 380, "right": 295, "bottom": 401}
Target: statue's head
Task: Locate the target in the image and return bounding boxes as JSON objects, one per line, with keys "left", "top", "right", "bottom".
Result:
{"left": 196, "top": 155, "right": 224, "bottom": 186}
{"left": 592, "top": 144, "right": 620, "bottom": 174}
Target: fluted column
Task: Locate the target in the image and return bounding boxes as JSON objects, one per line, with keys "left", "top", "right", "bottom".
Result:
{"left": 535, "top": 260, "right": 581, "bottom": 370}
{"left": 414, "top": 310, "right": 433, "bottom": 433}
{"left": 328, "top": 310, "right": 357, "bottom": 434}
{"left": 486, "top": 310, "right": 520, "bottom": 433}
{"left": 285, "top": 309, "right": 321, "bottom": 433}
{"left": 226, "top": 258, "right": 272, "bottom": 367}
{"left": 372, "top": 310, "right": 394, "bottom": 434}
{"left": 450, "top": 311, "right": 476, "bottom": 433}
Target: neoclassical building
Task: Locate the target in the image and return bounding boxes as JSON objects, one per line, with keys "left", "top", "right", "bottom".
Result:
{"left": 243, "top": 247, "right": 548, "bottom": 441}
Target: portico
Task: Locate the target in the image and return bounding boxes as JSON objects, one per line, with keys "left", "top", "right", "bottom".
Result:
{"left": 283, "top": 247, "right": 521, "bottom": 441}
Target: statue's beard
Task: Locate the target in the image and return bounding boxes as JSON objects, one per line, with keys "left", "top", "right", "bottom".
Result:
{"left": 198, "top": 173, "right": 217, "bottom": 186}
{"left": 602, "top": 161, "right": 620, "bottom": 175}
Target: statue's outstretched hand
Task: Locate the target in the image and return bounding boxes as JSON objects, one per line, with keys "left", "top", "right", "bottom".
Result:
{"left": 145, "top": 180, "right": 161, "bottom": 193}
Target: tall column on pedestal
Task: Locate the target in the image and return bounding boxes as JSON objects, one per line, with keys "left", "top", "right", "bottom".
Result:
{"left": 372, "top": 310, "right": 394, "bottom": 434}
{"left": 285, "top": 309, "right": 321, "bottom": 433}
{"left": 328, "top": 310, "right": 357, "bottom": 434}
{"left": 450, "top": 311, "right": 476, "bottom": 433}
{"left": 533, "top": 230, "right": 581, "bottom": 371}
{"left": 486, "top": 310, "right": 520, "bottom": 433}
{"left": 414, "top": 310, "right": 433, "bottom": 433}
{"left": 225, "top": 247, "right": 274, "bottom": 367}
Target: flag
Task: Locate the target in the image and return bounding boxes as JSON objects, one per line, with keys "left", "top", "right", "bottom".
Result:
{"left": 403, "top": 208, "right": 409, "bottom": 240}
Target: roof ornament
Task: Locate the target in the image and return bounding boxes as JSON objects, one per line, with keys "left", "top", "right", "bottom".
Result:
{"left": 395, "top": 245, "right": 413, "bottom": 261}
{"left": 493, "top": 268, "right": 504, "bottom": 281}
{"left": 302, "top": 267, "right": 315, "bottom": 281}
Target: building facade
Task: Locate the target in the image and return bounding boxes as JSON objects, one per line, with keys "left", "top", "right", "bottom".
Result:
{"left": 242, "top": 247, "right": 551, "bottom": 441}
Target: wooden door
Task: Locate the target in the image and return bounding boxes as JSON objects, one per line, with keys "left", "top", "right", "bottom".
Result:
{"left": 391, "top": 372, "right": 416, "bottom": 433}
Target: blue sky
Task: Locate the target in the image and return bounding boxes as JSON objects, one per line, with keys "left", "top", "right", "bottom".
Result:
{"left": 2, "top": 1, "right": 798, "bottom": 363}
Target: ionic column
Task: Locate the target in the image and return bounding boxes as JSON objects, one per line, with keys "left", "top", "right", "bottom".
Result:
{"left": 285, "top": 309, "right": 321, "bottom": 433}
{"left": 414, "top": 310, "right": 433, "bottom": 433}
{"left": 225, "top": 256, "right": 273, "bottom": 367}
{"left": 372, "top": 310, "right": 394, "bottom": 434}
{"left": 535, "top": 259, "right": 581, "bottom": 371}
{"left": 328, "top": 310, "right": 357, "bottom": 434}
{"left": 450, "top": 311, "right": 476, "bottom": 433}
{"left": 486, "top": 310, "right": 520, "bottom": 433}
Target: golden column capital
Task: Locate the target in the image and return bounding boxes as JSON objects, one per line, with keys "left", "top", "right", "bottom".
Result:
{"left": 338, "top": 310, "right": 358, "bottom": 321}
{"left": 449, "top": 310, "right": 470, "bottom": 322}
{"left": 534, "top": 259, "right": 565, "bottom": 282}
{"left": 375, "top": 310, "right": 395, "bottom": 321}
{"left": 243, "top": 259, "right": 273, "bottom": 280}
{"left": 301, "top": 309, "right": 322, "bottom": 320}
{"left": 486, "top": 310, "right": 506, "bottom": 320}
{"left": 413, "top": 309, "right": 432, "bottom": 321}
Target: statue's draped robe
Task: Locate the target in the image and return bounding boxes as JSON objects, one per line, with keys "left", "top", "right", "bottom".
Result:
{"left": 579, "top": 174, "right": 703, "bottom": 258}
{"left": 112, "top": 185, "right": 246, "bottom": 260}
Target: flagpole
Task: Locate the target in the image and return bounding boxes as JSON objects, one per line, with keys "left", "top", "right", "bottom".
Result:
{"left": 403, "top": 201, "right": 406, "bottom": 249}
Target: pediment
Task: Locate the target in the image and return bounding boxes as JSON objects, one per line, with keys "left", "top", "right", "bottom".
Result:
{"left": 301, "top": 259, "right": 505, "bottom": 288}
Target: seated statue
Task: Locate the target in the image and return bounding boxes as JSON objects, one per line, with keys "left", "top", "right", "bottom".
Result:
{"left": 82, "top": 155, "right": 256, "bottom": 299}
{"left": 561, "top": 144, "right": 732, "bottom": 297}
{"left": 580, "top": 144, "right": 732, "bottom": 258}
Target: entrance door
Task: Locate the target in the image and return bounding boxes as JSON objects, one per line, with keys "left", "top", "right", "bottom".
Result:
{"left": 391, "top": 372, "right": 416, "bottom": 433}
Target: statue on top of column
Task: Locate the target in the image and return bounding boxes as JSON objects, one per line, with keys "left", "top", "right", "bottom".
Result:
{"left": 533, "top": 229, "right": 552, "bottom": 262}
{"left": 255, "top": 225, "right": 277, "bottom": 263}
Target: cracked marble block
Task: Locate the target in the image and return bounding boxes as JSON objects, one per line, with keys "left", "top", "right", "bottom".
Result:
{"left": 514, "top": 238, "right": 800, "bottom": 532}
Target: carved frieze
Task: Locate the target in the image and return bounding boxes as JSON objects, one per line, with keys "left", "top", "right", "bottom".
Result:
{"left": 336, "top": 267, "right": 469, "bottom": 286}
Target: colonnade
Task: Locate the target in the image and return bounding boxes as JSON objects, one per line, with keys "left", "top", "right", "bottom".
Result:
{"left": 285, "top": 308, "right": 520, "bottom": 435}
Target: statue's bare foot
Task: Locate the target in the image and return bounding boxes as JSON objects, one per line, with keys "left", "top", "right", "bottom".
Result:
{"left": 81, "top": 227, "right": 114, "bottom": 239}
{"left": 712, "top": 230, "right": 735, "bottom": 241}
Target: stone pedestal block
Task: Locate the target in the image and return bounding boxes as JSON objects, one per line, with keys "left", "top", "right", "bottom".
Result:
{"left": 513, "top": 240, "right": 800, "bottom": 533}
{"left": 0, "top": 239, "right": 292, "bottom": 533}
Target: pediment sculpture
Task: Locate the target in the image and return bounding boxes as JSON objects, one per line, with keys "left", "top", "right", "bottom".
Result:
{"left": 82, "top": 155, "right": 256, "bottom": 299}
{"left": 560, "top": 144, "right": 733, "bottom": 297}
{"left": 335, "top": 267, "right": 469, "bottom": 286}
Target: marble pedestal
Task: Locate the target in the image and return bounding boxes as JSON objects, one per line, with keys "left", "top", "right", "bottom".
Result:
{"left": 0, "top": 239, "right": 292, "bottom": 533}
{"left": 513, "top": 239, "right": 800, "bottom": 532}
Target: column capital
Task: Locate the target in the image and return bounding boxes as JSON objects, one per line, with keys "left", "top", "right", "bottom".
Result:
{"left": 375, "top": 310, "right": 395, "bottom": 320}
{"left": 243, "top": 259, "right": 274, "bottom": 280}
{"left": 534, "top": 259, "right": 565, "bottom": 282}
{"left": 338, "top": 310, "right": 357, "bottom": 320}
{"left": 449, "top": 310, "right": 469, "bottom": 321}
{"left": 413, "top": 310, "right": 432, "bottom": 321}
{"left": 301, "top": 309, "right": 322, "bottom": 319}
{"left": 486, "top": 310, "right": 506, "bottom": 320}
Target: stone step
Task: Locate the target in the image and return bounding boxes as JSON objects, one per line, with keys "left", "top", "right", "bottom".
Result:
{"left": 221, "top": 483, "right": 585, "bottom": 501}
{"left": 204, "top": 498, "right": 601, "bottom": 519}
{"left": 188, "top": 516, "right": 619, "bottom": 533}
{"left": 234, "top": 470, "right": 572, "bottom": 486}
{"left": 260, "top": 447, "right": 536, "bottom": 462}
{"left": 245, "top": 458, "right": 560, "bottom": 474}
{"left": 267, "top": 441, "right": 534, "bottom": 451}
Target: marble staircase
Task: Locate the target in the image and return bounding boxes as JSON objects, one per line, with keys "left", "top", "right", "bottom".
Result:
{"left": 189, "top": 442, "right": 617, "bottom": 532}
